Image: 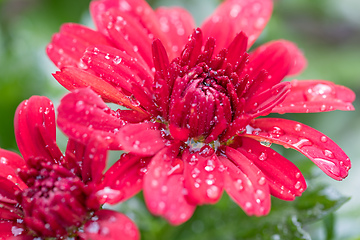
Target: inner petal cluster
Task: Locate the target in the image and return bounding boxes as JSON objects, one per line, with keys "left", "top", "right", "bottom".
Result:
{"left": 17, "top": 158, "right": 99, "bottom": 238}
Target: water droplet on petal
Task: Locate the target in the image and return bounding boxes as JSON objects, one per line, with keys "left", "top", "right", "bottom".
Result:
{"left": 295, "top": 172, "right": 301, "bottom": 179}
{"left": 294, "top": 124, "right": 302, "bottom": 132}
{"left": 206, "top": 185, "right": 219, "bottom": 199}
{"left": 258, "top": 177, "right": 266, "bottom": 186}
{"left": 294, "top": 181, "right": 301, "bottom": 190}
{"left": 320, "top": 136, "right": 327, "bottom": 143}
{"left": 260, "top": 141, "right": 271, "bottom": 147}
{"left": 258, "top": 152, "right": 267, "bottom": 161}
{"left": 324, "top": 150, "right": 334, "bottom": 158}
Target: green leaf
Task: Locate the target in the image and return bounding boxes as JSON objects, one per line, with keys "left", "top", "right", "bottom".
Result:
{"left": 113, "top": 180, "right": 349, "bottom": 240}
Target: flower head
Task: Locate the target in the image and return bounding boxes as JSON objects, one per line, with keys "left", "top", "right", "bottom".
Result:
{"left": 48, "top": 0, "right": 355, "bottom": 225}
{"left": 0, "top": 96, "right": 139, "bottom": 239}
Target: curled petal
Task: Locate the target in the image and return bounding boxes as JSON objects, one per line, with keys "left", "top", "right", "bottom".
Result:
{"left": 47, "top": 23, "right": 113, "bottom": 69}
{"left": 201, "top": 0, "right": 273, "bottom": 52}
{"left": 246, "top": 118, "right": 351, "bottom": 180}
{"left": 82, "top": 45, "right": 154, "bottom": 94}
{"left": 116, "top": 122, "right": 167, "bottom": 156}
{"left": 272, "top": 80, "right": 356, "bottom": 113}
{"left": 53, "top": 67, "right": 147, "bottom": 113}
{"left": 220, "top": 147, "right": 271, "bottom": 216}
{"left": 155, "top": 7, "right": 196, "bottom": 57}
{"left": 236, "top": 137, "right": 307, "bottom": 200}
{"left": 97, "top": 153, "right": 149, "bottom": 204}
{"left": 182, "top": 147, "right": 224, "bottom": 205}
{"left": 81, "top": 209, "right": 139, "bottom": 240}
{"left": 241, "top": 41, "right": 293, "bottom": 92}
{"left": 90, "top": 0, "right": 172, "bottom": 55}
{"left": 144, "top": 147, "right": 196, "bottom": 225}
{"left": 99, "top": 9, "right": 154, "bottom": 68}
{"left": 14, "top": 96, "right": 63, "bottom": 163}
{"left": 57, "top": 88, "right": 126, "bottom": 149}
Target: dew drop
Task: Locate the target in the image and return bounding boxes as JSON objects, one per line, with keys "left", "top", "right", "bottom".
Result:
{"left": 0, "top": 157, "right": 8, "bottom": 164}
{"left": 206, "top": 185, "right": 219, "bottom": 199}
{"left": 324, "top": 150, "right": 334, "bottom": 158}
{"left": 320, "top": 136, "right": 327, "bottom": 143}
{"left": 294, "top": 124, "right": 302, "bottom": 132}
{"left": 245, "top": 201, "right": 252, "bottom": 210}
{"left": 294, "top": 181, "right": 301, "bottom": 190}
{"left": 234, "top": 179, "right": 243, "bottom": 191}
{"left": 260, "top": 141, "right": 271, "bottom": 147}
{"left": 113, "top": 56, "right": 122, "bottom": 64}
{"left": 258, "top": 152, "right": 267, "bottom": 161}
{"left": 295, "top": 172, "right": 301, "bottom": 179}
{"left": 258, "top": 177, "right": 266, "bottom": 186}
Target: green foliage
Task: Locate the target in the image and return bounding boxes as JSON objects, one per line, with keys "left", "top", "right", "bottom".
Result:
{"left": 116, "top": 182, "right": 349, "bottom": 240}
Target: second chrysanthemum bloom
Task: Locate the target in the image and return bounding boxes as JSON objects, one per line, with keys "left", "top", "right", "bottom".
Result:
{"left": 47, "top": 0, "right": 355, "bottom": 225}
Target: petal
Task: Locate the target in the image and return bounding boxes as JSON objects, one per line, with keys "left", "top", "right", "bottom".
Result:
{"left": 116, "top": 122, "right": 167, "bottom": 156}
{"left": 182, "top": 147, "right": 224, "bottom": 205}
{"left": 0, "top": 220, "right": 28, "bottom": 239}
{"left": 14, "top": 96, "right": 63, "bottom": 163}
{"left": 96, "top": 9, "right": 154, "bottom": 68}
{"left": 278, "top": 40, "right": 307, "bottom": 76}
{"left": 0, "top": 177, "right": 22, "bottom": 206}
{"left": 96, "top": 153, "right": 149, "bottom": 204}
{"left": 53, "top": 67, "right": 147, "bottom": 113}
{"left": 82, "top": 45, "right": 154, "bottom": 94}
{"left": 272, "top": 80, "right": 356, "bottom": 113}
{"left": 81, "top": 209, "right": 139, "bottom": 240}
{"left": 236, "top": 137, "right": 307, "bottom": 200}
{"left": 246, "top": 118, "right": 351, "bottom": 180}
{"left": 82, "top": 135, "right": 108, "bottom": 183}
{"left": 0, "top": 149, "right": 27, "bottom": 173}
{"left": 245, "top": 82, "right": 291, "bottom": 117}
{"left": 90, "top": 0, "right": 173, "bottom": 58}
{"left": 47, "top": 23, "right": 113, "bottom": 69}
{"left": 220, "top": 147, "right": 271, "bottom": 216}
{"left": 144, "top": 147, "right": 196, "bottom": 225}
{"left": 57, "top": 88, "right": 125, "bottom": 149}
{"left": 155, "top": 7, "right": 196, "bottom": 57}
{"left": 241, "top": 40, "right": 293, "bottom": 93}
{"left": 201, "top": 0, "right": 273, "bottom": 52}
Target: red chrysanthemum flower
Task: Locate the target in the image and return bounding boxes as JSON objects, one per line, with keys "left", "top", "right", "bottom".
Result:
{"left": 0, "top": 96, "right": 139, "bottom": 239}
{"left": 47, "top": 0, "right": 355, "bottom": 224}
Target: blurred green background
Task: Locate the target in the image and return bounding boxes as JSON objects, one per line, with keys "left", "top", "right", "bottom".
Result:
{"left": 0, "top": 0, "right": 359, "bottom": 239}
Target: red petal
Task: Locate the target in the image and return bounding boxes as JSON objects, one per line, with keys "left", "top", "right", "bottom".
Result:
{"left": 155, "top": 7, "right": 196, "bottom": 57}
{"left": 98, "top": 9, "right": 154, "bottom": 69}
{"left": 182, "top": 147, "right": 224, "bottom": 205}
{"left": 0, "top": 220, "right": 28, "bottom": 239}
{"left": 236, "top": 137, "right": 307, "bottom": 200}
{"left": 116, "top": 122, "right": 166, "bottom": 156}
{"left": 57, "top": 88, "right": 125, "bottom": 149}
{"left": 0, "top": 154, "right": 27, "bottom": 192}
{"left": 245, "top": 82, "right": 291, "bottom": 118}
{"left": 90, "top": 0, "right": 173, "bottom": 58}
{"left": 144, "top": 147, "right": 196, "bottom": 225}
{"left": 272, "top": 80, "right": 355, "bottom": 113}
{"left": 279, "top": 40, "right": 307, "bottom": 76}
{"left": 81, "top": 209, "right": 139, "bottom": 240}
{"left": 241, "top": 41, "right": 292, "bottom": 93}
{"left": 82, "top": 45, "right": 154, "bottom": 94}
{"left": 246, "top": 118, "right": 351, "bottom": 180}
{"left": 201, "top": 0, "right": 273, "bottom": 52}
{"left": 47, "top": 23, "right": 113, "bottom": 69}
{"left": 0, "top": 177, "right": 22, "bottom": 205}
{"left": 220, "top": 147, "right": 271, "bottom": 216}
{"left": 53, "top": 67, "right": 147, "bottom": 113}
{"left": 14, "top": 96, "right": 63, "bottom": 163}
{"left": 96, "top": 153, "right": 149, "bottom": 204}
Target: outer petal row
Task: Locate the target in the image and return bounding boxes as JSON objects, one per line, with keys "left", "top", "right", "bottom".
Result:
{"left": 246, "top": 118, "right": 351, "bottom": 180}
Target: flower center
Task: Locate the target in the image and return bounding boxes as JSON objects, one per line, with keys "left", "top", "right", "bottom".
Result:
{"left": 17, "top": 158, "right": 99, "bottom": 238}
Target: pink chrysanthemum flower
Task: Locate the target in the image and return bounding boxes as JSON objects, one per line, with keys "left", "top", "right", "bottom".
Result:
{"left": 0, "top": 96, "right": 139, "bottom": 239}
{"left": 47, "top": 0, "right": 355, "bottom": 224}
